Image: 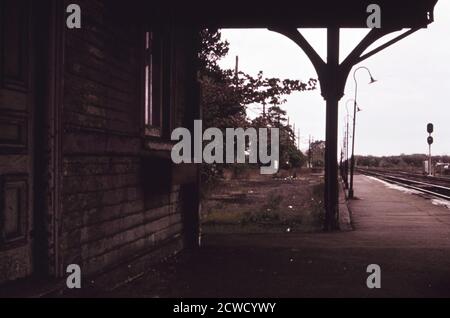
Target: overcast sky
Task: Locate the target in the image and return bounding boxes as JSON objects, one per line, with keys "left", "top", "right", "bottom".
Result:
{"left": 219, "top": 1, "right": 450, "bottom": 157}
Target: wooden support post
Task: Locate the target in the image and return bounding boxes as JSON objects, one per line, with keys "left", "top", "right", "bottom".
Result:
{"left": 323, "top": 27, "right": 340, "bottom": 231}
{"left": 183, "top": 28, "right": 202, "bottom": 248}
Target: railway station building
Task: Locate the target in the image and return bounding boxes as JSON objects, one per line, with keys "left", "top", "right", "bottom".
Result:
{"left": 0, "top": 0, "right": 438, "bottom": 287}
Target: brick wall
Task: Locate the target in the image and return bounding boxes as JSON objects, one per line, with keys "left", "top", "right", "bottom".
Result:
{"left": 59, "top": 0, "right": 196, "bottom": 277}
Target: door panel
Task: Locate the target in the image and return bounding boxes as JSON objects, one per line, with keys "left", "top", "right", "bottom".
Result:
{"left": 0, "top": 0, "right": 33, "bottom": 283}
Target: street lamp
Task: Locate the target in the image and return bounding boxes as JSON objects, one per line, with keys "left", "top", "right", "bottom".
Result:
{"left": 343, "top": 99, "right": 362, "bottom": 189}
{"left": 348, "top": 66, "right": 376, "bottom": 199}
{"left": 344, "top": 99, "right": 355, "bottom": 188}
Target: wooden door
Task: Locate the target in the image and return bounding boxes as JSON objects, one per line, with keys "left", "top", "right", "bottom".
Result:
{"left": 0, "top": 0, "right": 34, "bottom": 283}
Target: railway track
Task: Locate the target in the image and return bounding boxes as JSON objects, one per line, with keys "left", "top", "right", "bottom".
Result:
{"left": 359, "top": 168, "right": 450, "bottom": 184}
{"left": 358, "top": 169, "right": 450, "bottom": 201}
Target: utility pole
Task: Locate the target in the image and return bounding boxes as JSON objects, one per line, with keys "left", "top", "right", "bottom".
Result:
{"left": 308, "top": 135, "right": 312, "bottom": 168}
{"left": 234, "top": 55, "right": 239, "bottom": 90}
{"left": 293, "top": 122, "right": 296, "bottom": 144}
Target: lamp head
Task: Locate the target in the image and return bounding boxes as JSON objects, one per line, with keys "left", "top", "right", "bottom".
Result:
{"left": 369, "top": 76, "right": 377, "bottom": 84}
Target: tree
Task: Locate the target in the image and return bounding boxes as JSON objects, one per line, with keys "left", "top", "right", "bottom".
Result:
{"left": 308, "top": 140, "right": 326, "bottom": 168}
{"left": 198, "top": 29, "right": 317, "bottom": 179}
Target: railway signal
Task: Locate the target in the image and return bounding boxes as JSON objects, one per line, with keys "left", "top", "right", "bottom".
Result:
{"left": 427, "top": 123, "right": 434, "bottom": 176}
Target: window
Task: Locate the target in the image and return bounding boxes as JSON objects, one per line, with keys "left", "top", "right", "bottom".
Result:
{"left": 143, "top": 30, "right": 164, "bottom": 136}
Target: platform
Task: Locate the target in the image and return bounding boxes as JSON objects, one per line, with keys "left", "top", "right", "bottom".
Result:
{"left": 349, "top": 174, "right": 450, "bottom": 248}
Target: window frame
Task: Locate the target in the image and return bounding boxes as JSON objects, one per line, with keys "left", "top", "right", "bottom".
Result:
{"left": 142, "top": 27, "right": 166, "bottom": 138}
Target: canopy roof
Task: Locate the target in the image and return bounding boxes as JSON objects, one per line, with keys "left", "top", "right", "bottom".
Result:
{"left": 126, "top": 0, "right": 438, "bottom": 29}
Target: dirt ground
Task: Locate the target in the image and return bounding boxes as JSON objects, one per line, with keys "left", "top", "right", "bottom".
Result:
{"left": 201, "top": 171, "right": 325, "bottom": 234}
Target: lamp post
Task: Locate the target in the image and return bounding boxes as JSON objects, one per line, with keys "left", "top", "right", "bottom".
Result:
{"left": 348, "top": 66, "right": 376, "bottom": 199}
{"left": 344, "top": 99, "right": 356, "bottom": 189}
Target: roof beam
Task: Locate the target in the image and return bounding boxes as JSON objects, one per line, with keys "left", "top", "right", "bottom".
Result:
{"left": 354, "top": 28, "right": 421, "bottom": 64}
